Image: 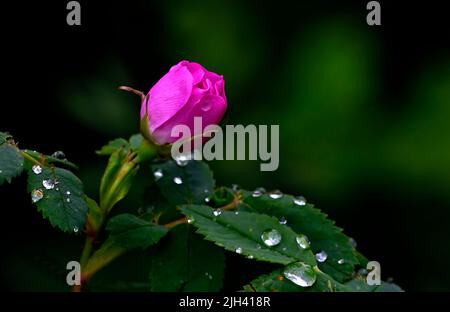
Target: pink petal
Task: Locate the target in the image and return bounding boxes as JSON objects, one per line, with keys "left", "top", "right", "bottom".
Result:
{"left": 148, "top": 65, "right": 193, "bottom": 132}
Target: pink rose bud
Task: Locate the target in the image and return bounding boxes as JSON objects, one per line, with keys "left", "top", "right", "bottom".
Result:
{"left": 141, "top": 60, "right": 227, "bottom": 145}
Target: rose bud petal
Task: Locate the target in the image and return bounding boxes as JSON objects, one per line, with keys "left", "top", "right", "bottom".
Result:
{"left": 141, "top": 61, "right": 227, "bottom": 145}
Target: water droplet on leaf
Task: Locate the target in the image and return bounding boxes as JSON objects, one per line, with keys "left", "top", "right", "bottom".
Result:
{"left": 279, "top": 217, "right": 287, "bottom": 225}
{"left": 252, "top": 187, "right": 266, "bottom": 197}
{"left": 338, "top": 259, "right": 345, "bottom": 264}
{"left": 153, "top": 169, "right": 163, "bottom": 181}
{"left": 231, "top": 184, "right": 240, "bottom": 192}
{"left": 32, "top": 165, "right": 42, "bottom": 175}
{"left": 174, "top": 153, "right": 190, "bottom": 167}
{"left": 315, "top": 250, "right": 328, "bottom": 262}
{"left": 52, "top": 151, "right": 66, "bottom": 159}
{"left": 269, "top": 190, "right": 283, "bottom": 199}
{"left": 293, "top": 196, "right": 306, "bottom": 206}
{"left": 296, "top": 235, "right": 310, "bottom": 249}
{"left": 213, "top": 209, "right": 222, "bottom": 217}
{"left": 73, "top": 227, "right": 79, "bottom": 233}
{"left": 42, "top": 179, "right": 55, "bottom": 190}
{"left": 173, "top": 177, "right": 183, "bottom": 185}
{"left": 31, "top": 189, "right": 44, "bottom": 203}
{"left": 235, "top": 247, "right": 242, "bottom": 254}
{"left": 283, "top": 262, "right": 317, "bottom": 287}
{"left": 261, "top": 229, "right": 282, "bottom": 247}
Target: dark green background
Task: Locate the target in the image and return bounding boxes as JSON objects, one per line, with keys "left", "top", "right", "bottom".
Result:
{"left": 1, "top": 0, "right": 449, "bottom": 291}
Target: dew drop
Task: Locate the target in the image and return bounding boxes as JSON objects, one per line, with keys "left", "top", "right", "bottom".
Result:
{"left": 293, "top": 196, "right": 306, "bottom": 206}
{"left": 187, "top": 216, "right": 195, "bottom": 224}
{"left": 153, "top": 169, "right": 163, "bottom": 181}
{"left": 205, "top": 272, "right": 213, "bottom": 280}
{"left": 231, "top": 184, "right": 240, "bottom": 192}
{"left": 269, "top": 190, "right": 283, "bottom": 199}
{"left": 234, "top": 211, "right": 239, "bottom": 215}
{"left": 173, "top": 177, "right": 183, "bottom": 185}
{"left": 42, "top": 179, "right": 55, "bottom": 190}
{"left": 338, "top": 259, "right": 345, "bottom": 264}
{"left": 52, "top": 151, "right": 66, "bottom": 159}
{"left": 252, "top": 187, "right": 266, "bottom": 198}
{"left": 73, "top": 226, "right": 79, "bottom": 233}
{"left": 296, "top": 235, "right": 310, "bottom": 249}
{"left": 247, "top": 255, "right": 254, "bottom": 259}
{"left": 279, "top": 217, "right": 287, "bottom": 225}
{"left": 31, "top": 189, "right": 44, "bottom": 203}
{"left": 261, "top": 229, "right": 282, "bottom": 247}
{"left": 204, "top": 197, "right": 211, "bottom": 203}
{"left": 315, "top": 250, "right": 328, "bottom": 262}
{"left": 358, "top": 268, "right": 368, "bottom": 276}
{"left": 235, "top": 247, "right": 242, "bottom": 254}
{"left": 213, "top": 209, "right": 222, "bottom": 217}
{"left": 66, "top": 191, "right": 71, "bottom": 195}
{"left": 283, "top": 262, "right": 317, "bottom": 287}
{"left": 174, "top": 153, "right": 190, "bottom": 167}
{"left": 66, "top": 198, "right": 71, "bottom": 203}
{"left": 32, "top": 165, "right": 42, "bottom": 175}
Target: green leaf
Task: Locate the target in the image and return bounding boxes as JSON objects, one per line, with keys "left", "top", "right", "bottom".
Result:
{"left": 85, "top": 196, "right": 103, "bottom": 233}
{"left": 0, "top": 131, "right": 13, "bottom": 145}
{"left": 106, "top": 213, "right": 168, "bottom": 250}
{"left": 99, "top": 149, "right": 139, "bottom": 212}
{"left": 96, "top": 138, "right": 130, "bottom": 156}
{"left": 243, "top": 268, "right": 348, "bottom": 292}
{"left": 129, "top": 134, "right": 144, "bottom": 151}
{"left": 149, "top": 224, "right": 225, "bottom": 291}
{"left": 344, "top": 278, "right": 403, "bottom": 292}
{"left": 240, "top": 190, "right": 358, "bottom": 282}
{"left": 180, "top": 205, "right": 317, "bottom": 266}
{"left": 85, "top": 214, "right": 167, "bottom": 279}
{"left": 151, "top": 160, "right": 215, "bottom": 205}
{"left": 27, "top": 167, "right": 88, "bottom": 232}
{"left": 0, "top": 144, "right": 24, "bottom": 185}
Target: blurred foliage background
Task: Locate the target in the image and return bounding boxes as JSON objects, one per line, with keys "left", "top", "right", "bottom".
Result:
{"left": 1, "top": 0, "right": 449, "bottom": 291}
